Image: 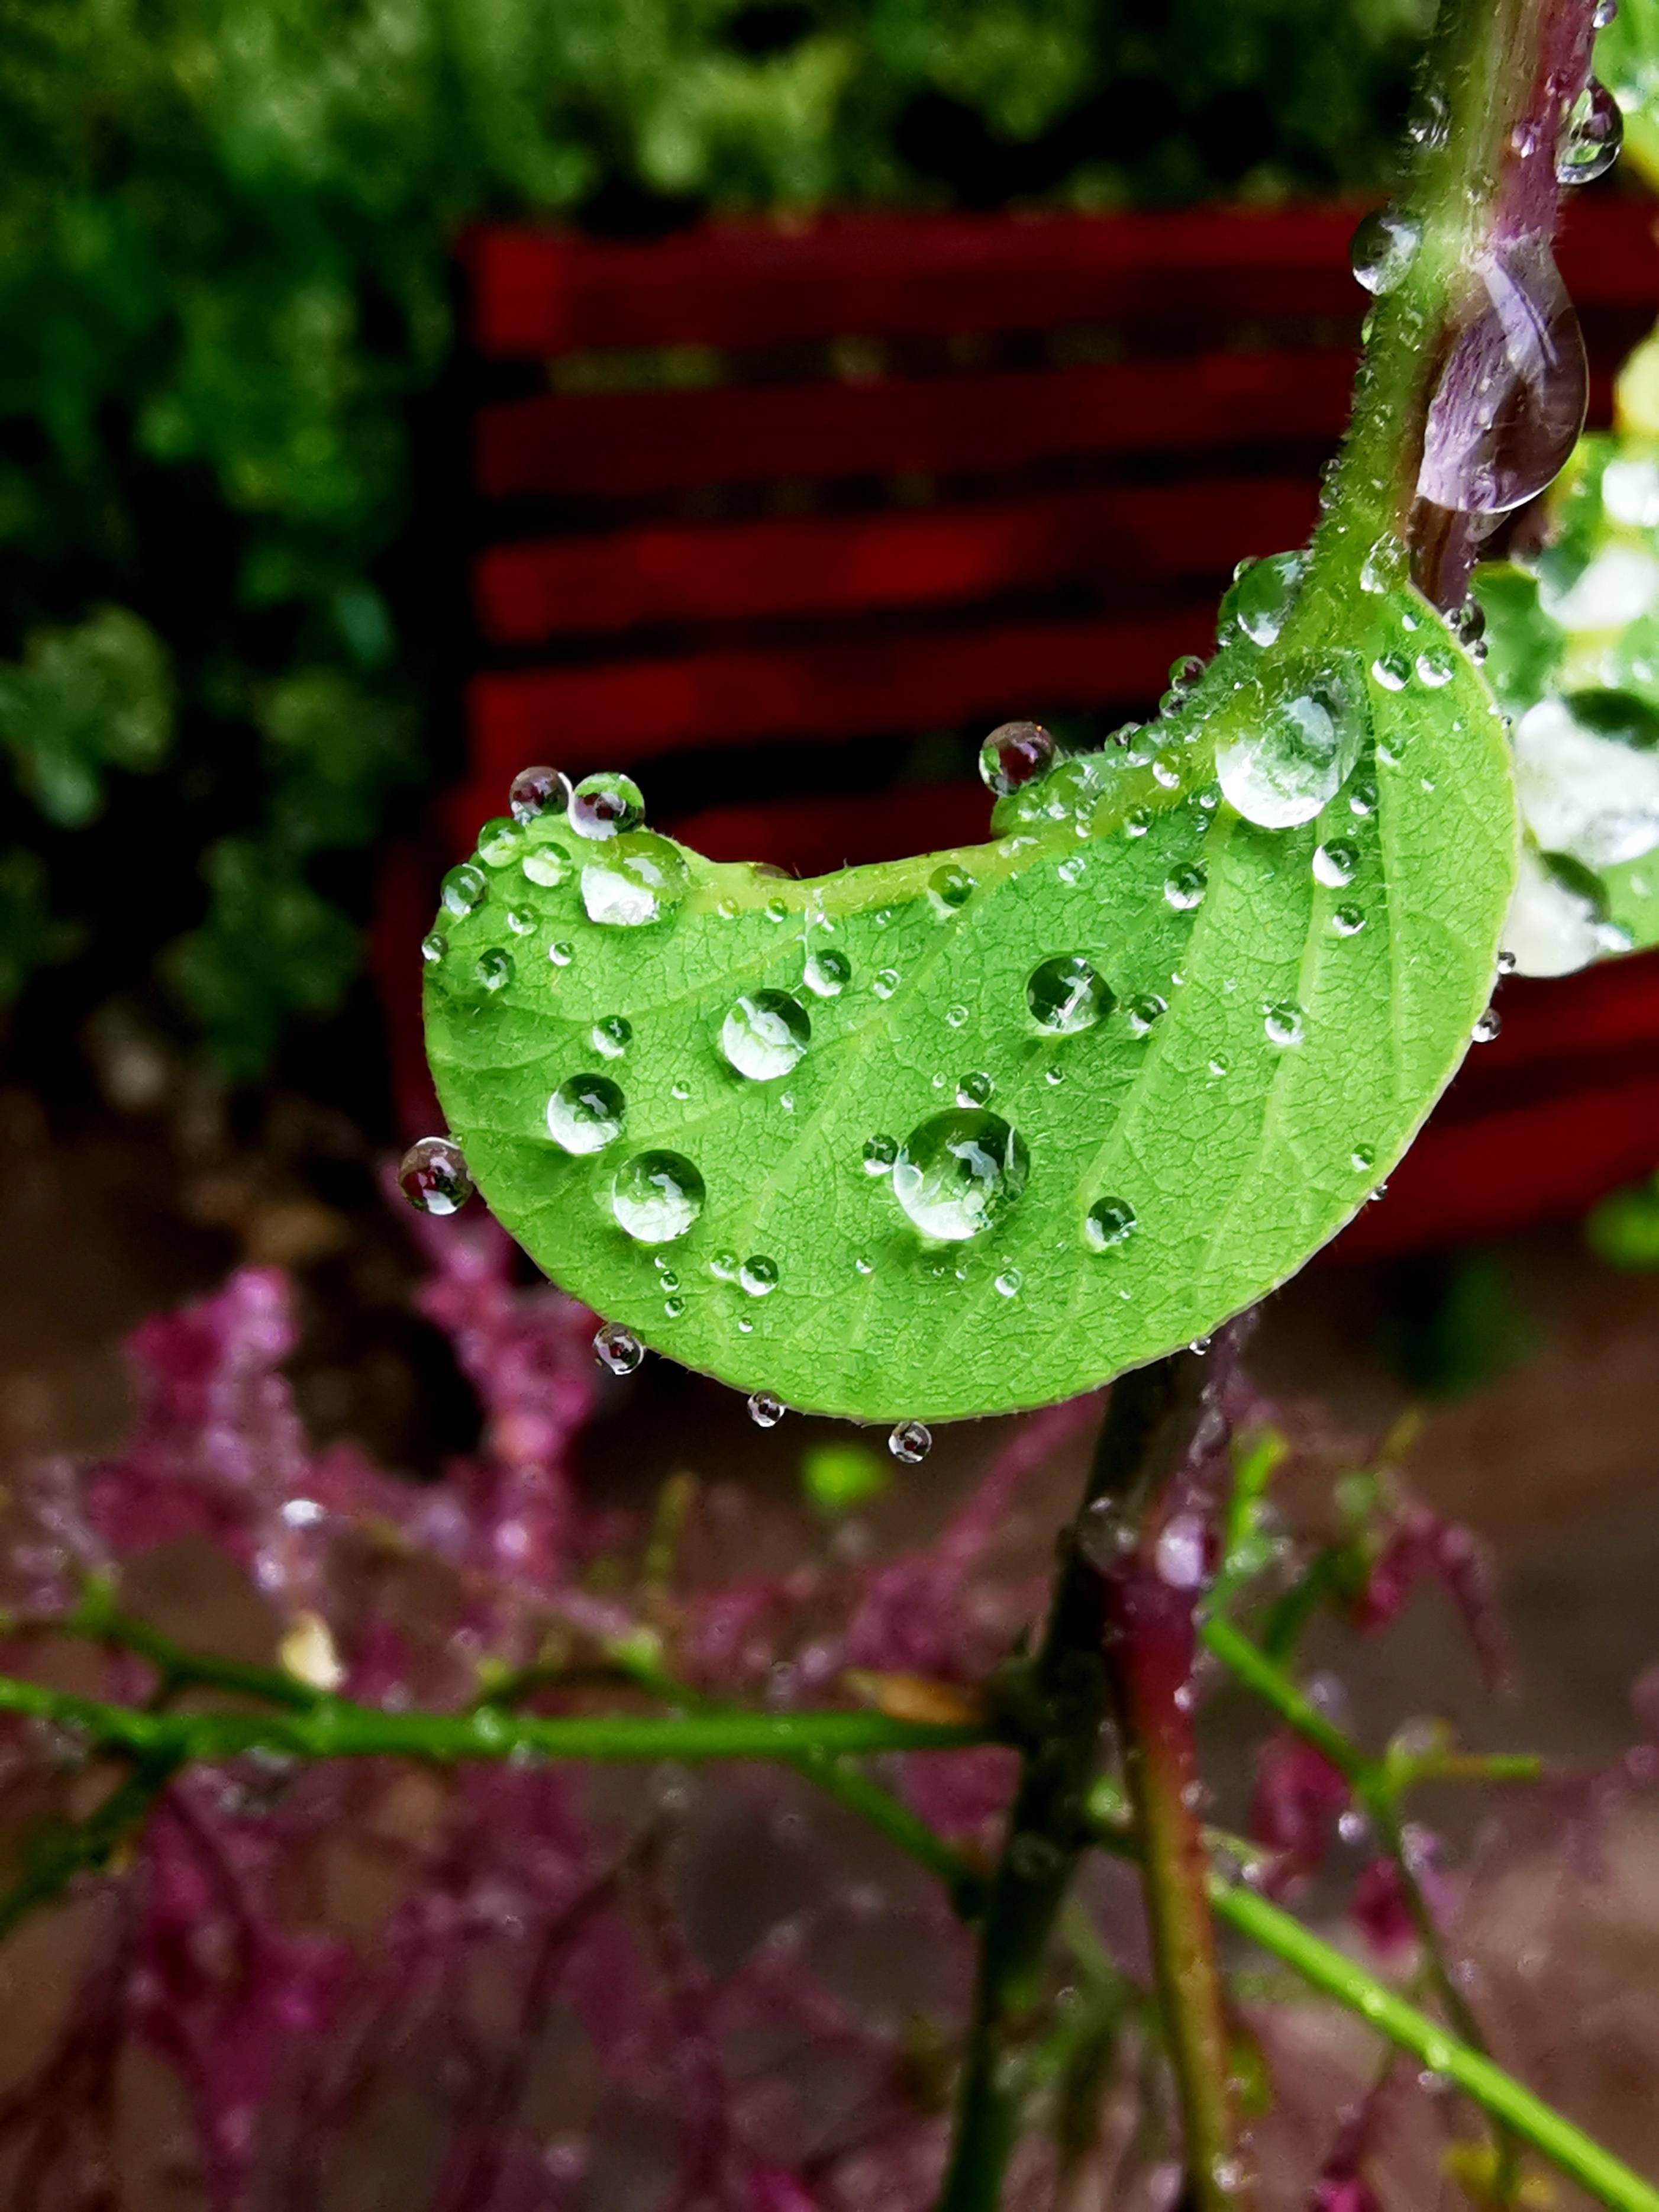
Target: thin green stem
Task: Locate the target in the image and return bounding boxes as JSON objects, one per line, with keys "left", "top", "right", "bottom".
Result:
{"left": 0, "top": 1756, "right": 180, "bottom": 1942}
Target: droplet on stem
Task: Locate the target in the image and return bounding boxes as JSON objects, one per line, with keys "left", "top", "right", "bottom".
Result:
{"left": 1557, "top": 79, "right": 1622, "bottom": 185}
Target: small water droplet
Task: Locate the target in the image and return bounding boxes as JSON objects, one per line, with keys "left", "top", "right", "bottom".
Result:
{"left": 510, "top": 764, "right": 570, "bottom": 824}
{"left": 1155, "top": 1512, "right": 1207, "bottom": 1589}
{"left": 1084, "top": 1196, "right": 1137, "bottom": 1252}
{"left": 522, "top": 846, "right": 567, "bottom": 889}
{"left": 399, "top": 1136, "right": 473, "bottom": 1215}
{"left": 569, "top": 772, "right": 644, "bottom": 840}
{"left": 1332, "top": 902, "right": 1366, "bottom": 936}
{"left": 663, "top": 1295, "right": 685, "bottom": 1318}
{"left": 889, "top": 1420, "right": 932, "bottom": 1464}
{"left": 1496, "top": 948, "right": 1517, "bottom": 976}
{"left": 873, "top": 968, "right": 900, "bottom": 999}
{"left": 994, "top": 1266, "right": 1022, "bottom": 1298}
{"left": 944, "top": 1002, "right": 969, "bottom": 1028}
{"left": 1595, "top": 0, "right": 1618, "bottom": 25}
{"left": 1217, "top": 659, "right": 1370, "bottom": 829}
{"left": 1166, "top": 653, "right": 1206, "bottom": 698}
{"left": 1027, "top": 955, "right": 1112, "bottom": 1033}
{"left": 1056, "top": 854, "right": 1085, "bottom": 886}
{"left": 1125, "top": 805, "right": 1152, "bottom": 838}
{"left": 505, "top": 908, "right": 535, "bottom": 937}
{"left": 1264, "top": 1000, "right": 1305, "bottom": 1046}
{"left": 591, "top": 1014, "right": 631, "bottom": 1057}
{"left": 593, "top": 1322, "right": 643, "bottom": 1375}
{"left": 748, "top": 1391, "right": 785, "bottom": 1428}
{"left": 740, "top": 1255, "right": 779, "bottom": 1297}
{"left": 1313, "top": 839, "right": 1360, "bottom": 888}
{"left": 720, "top": 989, "right": 810, "bottom": 1081}
{"left": 1350, "top": 203, "right": 1420, "bottom": 295}
{"left": 956, "top": 1071, "right": 994, "bottom": 1107}
{"left": 1472, "top": 1008, "right": 1501, "bottom": 1043}
{"left": 892, "top": 1110, "right": 1028, "bottom": 1242}
{"left": 1348, "top": 774, "right": 1378, "bottom": 817}
{"left": 421, "top": 930, "right": 447, "bottom": 964}
{"left": 670, "top": 1078, "right": 691, "bottom": 1101}
{"left": 548, "top": 939, "right": 574, "bottom": 966}
{"left": 1558, "top": 78, "right": 1622, "bottom": 185}
{"left": 1415, "top": 645, "right": 1454, "bottom": 688}
{"left": 804, "top": 947, "right": 850, "bottom": 997}
{"left": 1077, "top": 1495, "right": 1136, "bottom": 1566}
{"left": 766, "top": 895, "right": 790, "bottom": 923}
{"left": 978, "top": 720, "right": 1056, "bottom": 796}
{"left": 863, "top": 1134, "right": 898, "bottom": 1175}
{"left": 580, "top": 831, "right": 688, "bottom": 927}
{"left": 1125, "top": 993, "right": 1166, "bottom": 1037}
{"left": 853, "top": 1254, "right": 874, "bottom": 1275}
{"left": 476, "top": 817, "right": 524, "bottom": 868}
{"left": 1224, "top": 549, "right": 1306, "bottom": 648}
{"left": 928, "top": 862, "right": 976, "bottom": 914}
{"left": 1164, "top": 862, "right": 1207, "bottom": 911}
{"left": 476, "top": 947, "right": 514, "bottom": 991}
{"left": 1371, "top": 650, "right": 1411, "bottom": 691}
{"left": 1044, "top": 1063, "right": 1064, "bottom": 1085}
{"left": 441, "top": 863, "right": 487, "bottom": 917}
{"left": 610, "top": 1151, "right": 705, "bottom": 1244}
{"left": 547, "top": 1073, "right": 625, "bottom": 1155}
{"left": 1208, "top": 1053, "right": 1230, "bottom": 1078}
{"left": 709, "top": 1250, "right": 738, "bottom": 1281}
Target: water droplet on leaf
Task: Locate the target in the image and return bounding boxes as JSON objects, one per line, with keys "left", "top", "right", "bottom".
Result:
{"left": 1084, "top": 1196, "right": 1137, "bottom": 1251}
{"left": 956, "top": 1070, "right": 994, "bottom": 1107}
{"left": 740, "top": 1255, "right": 779, "bottom": 1297}
{"left": 994, "top": 1267, "right": 1022, "bottom": 1298}
{"left": 1223, "top": 549, "right": 1305, "bottom": 648}
{"left": 476, "top": 948, "right": 514, "bottom": 990}
{"left": 1332, "top": 903, "right": 1366, "bottom": 936}
{"left": 892, "top": 1110, "right": 1029, "bottom": 1242}
{"left": 548, "top": 939, "right": 573, "bottom": 966}
{"left": 399, "top": 1136, "right": 473, "bottom": 1215}
{"left": 547, "top": 1074, "right": 625, "bottom": 1155}
{"left": 1264, "top": 1001, "right": 1305, "bottom": 1046}
{"left": 594, "top": 1322, "right": 643, "bottom": 1375}
{"left": 804, "top": 947, "right": 850, "bottom": 997}
{"left": 510, "top": 764, "right": 570, "bottom": 825}
{"left": 1164, "top": 862, "right": 1207, "bottom": 911}
{"left": 1350, "top": 204, "right": 1420, "bottom": 295}
{"left": 1313, "top": 840, "right": 1359, "bottom": 888}
{"left": 1125, "top": 994, "right": 1166, "bottom": 1037}
{"left": 441, "top": 863, "right": 487, "bottom": 917}
{"left": 421, "top": 930, "right": 447, "bottom": 963}
{"left": 721, "top": 989, "right": 811, "bottom": 1080}
{"left": 1472, "top": 1008, "right": 1501, "bottom": 1043}
{"left": 1217, "top": 657, "right": 1368, "bottom": 830}
{"left": 476, "top": 817, "right": 523, "bottom": 868}
{"left": 863, "top": 1134, "right": 898, "bottom": 1175}
{"left": 889, "top": 1420, "right": 932, "bottom": 1464}
{"left": 522, "top": 846, "right": 567, "bottom": 889}
{"left": 610, "top": 1151, "right": 705, "bottom": 1243}
{"left": 591, "top": 1014, "right": 631, "bottom": 1057}
{"left": 580, "top": 831, "right": 688, "bottom": 927}
{"left": 873, "top": 969, "right": 900, "bottom": 999}
{"left": 928, "top": 862, "right": 976, "bottom": 914}
{"left": 1371, "top": 651, "right": 1411, "bottom": 691}
{"left": 569, "top": 772, "right": 645, "bottom": 840}
{"left": 978, "top": 721, "right": 1056, "bottom": 796}
{"left": 748, "top": 1391, "right": 785, "bottom": 1428}
{"left": 1027, "top": 954, "right": 1112, "bottom": 1033}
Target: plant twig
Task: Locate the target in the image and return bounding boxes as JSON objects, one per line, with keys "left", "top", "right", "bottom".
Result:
{"left": 934, "top": 1346, "right": 1234, "bottom": 2212}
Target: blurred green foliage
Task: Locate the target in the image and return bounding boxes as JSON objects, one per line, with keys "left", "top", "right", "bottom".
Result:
{"left": 0, "top": 0, "right": 1432, "bottom": 1083}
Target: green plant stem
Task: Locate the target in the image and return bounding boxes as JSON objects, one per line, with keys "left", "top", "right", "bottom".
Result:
{"left": 0, "top": 1755, "right": 180, "bottom": 1942}
{"left": 0, "top": 1670, "right": 985, "bottom": 1766}
{"left": 934, "top": 1349, "right": 1228, "bottom": 2212}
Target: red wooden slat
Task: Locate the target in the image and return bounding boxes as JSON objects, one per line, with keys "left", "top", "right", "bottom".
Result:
{"left": 1332, "top": 1075, "right": 1659, "bottom": 1259}
{"left": 474, "top": 477, "right": 1319, "bottom": 643}
{"left": 664, "top": 784, "right": 993, "bottom": 870}
{"left": 466, "top": 198, "right": 1657, "bottom": 359}
{"left": 466, "top": 607, "right": 1211, "bottom": 781}
{"left": 476, "top": 350, "right": 1355, "bottom": 502}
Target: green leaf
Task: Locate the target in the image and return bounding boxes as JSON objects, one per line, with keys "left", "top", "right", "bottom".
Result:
{"left": 425, "top": 567, "right": 1512, "bottom": 1424}
{"left": 801, "top": 1442, "right": 889, "bottom": 1515}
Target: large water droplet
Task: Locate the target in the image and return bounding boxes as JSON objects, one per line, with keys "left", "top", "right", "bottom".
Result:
{"left": 476, "top": 947, "right": 514, "bottom": 991}
{"left": 476, "top": 817, "right": 524, "bottom": 868}
{"left": 804, "top": 947, "right": 850, "bottom": 997}
{"left": 569, "top": 772, "right": 645, "bottom": 840}
{"left": 1558, "top": 78, "right": 1622, "bottom": 184}
{"left": 863, "top": 1134, "right": 898, "bottom": 1175}
{"left": 1264, "top": 1000, "right": 1305, "bottom": 1046}
{"left": 594, "top": 1323, "right": 643, "bottom": 1375}
{"left": 580, "top": 831, "right": 688, "bottom": 927}
{"left": 892, "top": 1110, "right": 1029, "bottom": 1242}
{"left": 1223, "top": 550, "right": 1306, "bottom": 648}
{"left": 1084, "top": 1196, "right": 1137, "bottom": 1252}
{"left": 1216, "top": 658, "right": 1368, "bottom": 829}
{"left": 739, "top": 1255, "right": 779, "bottom": 1297}
{"left": 1418, "top": 237, "right": 1587, "bottom": 516}
{"left": 979, "top": 721, "right": 1056, "bottom": 796}
{"left": 611, "top": 1151, "right": 705, "bottom": 1243}
{"left": 1027, "top": 955, "right": 1112, "bottom": 1033}
{"left": 928, "top": 863, "right": 976, "bottom": 914}
{"left": 522, "top": 846, "right": 567, "bottom": 889}
{"left": 440, "top": 863, "right": 487, "bottom": 917}
{"left": 1350, "top": 204, "right": 1421, "bottom": 295}
{"left": 889, "top": 1420, "right": 932, "bottom": 1465}
{"left": 957, "top": 1070, "right": 994, "bottom": 1107}
{"left": 510, "top": 764, "right": 571, "bottom": 825}
{"left": 399, "top": 1136, "right": 473, "bottom": 1215}
{"left": 720, "top": 989, "right": 811, "bottom": 1081}
{"left": 591, "top": 1014, "right": 631, "bottom": 1058}
{"left": 1125, "top": 994, "right": 1166, "bottom": 1036}
{"left": 547, "top": 1073, "right": 625, "bottom": 1154}
{"left": 748, "top": 1391, "right": 785, "bottom": 1428}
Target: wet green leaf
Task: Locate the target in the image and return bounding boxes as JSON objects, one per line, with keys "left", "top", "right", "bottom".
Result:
{"left": 425, "top": 572, "right": 1512, "bottom": 1423}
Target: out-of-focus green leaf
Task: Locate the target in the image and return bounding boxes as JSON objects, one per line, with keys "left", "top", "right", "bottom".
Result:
{"left": 0, "top": 607, "right": 172, "bottom": 827}
{"left": 0, "top": 846, "right": 80, "bottom": 1002}
{"left": 801, "top": 1441, "right": 890, "bottom": 1514}
{"left": 1586, "top": 1174, "right": 1659, "bottom": 1269}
